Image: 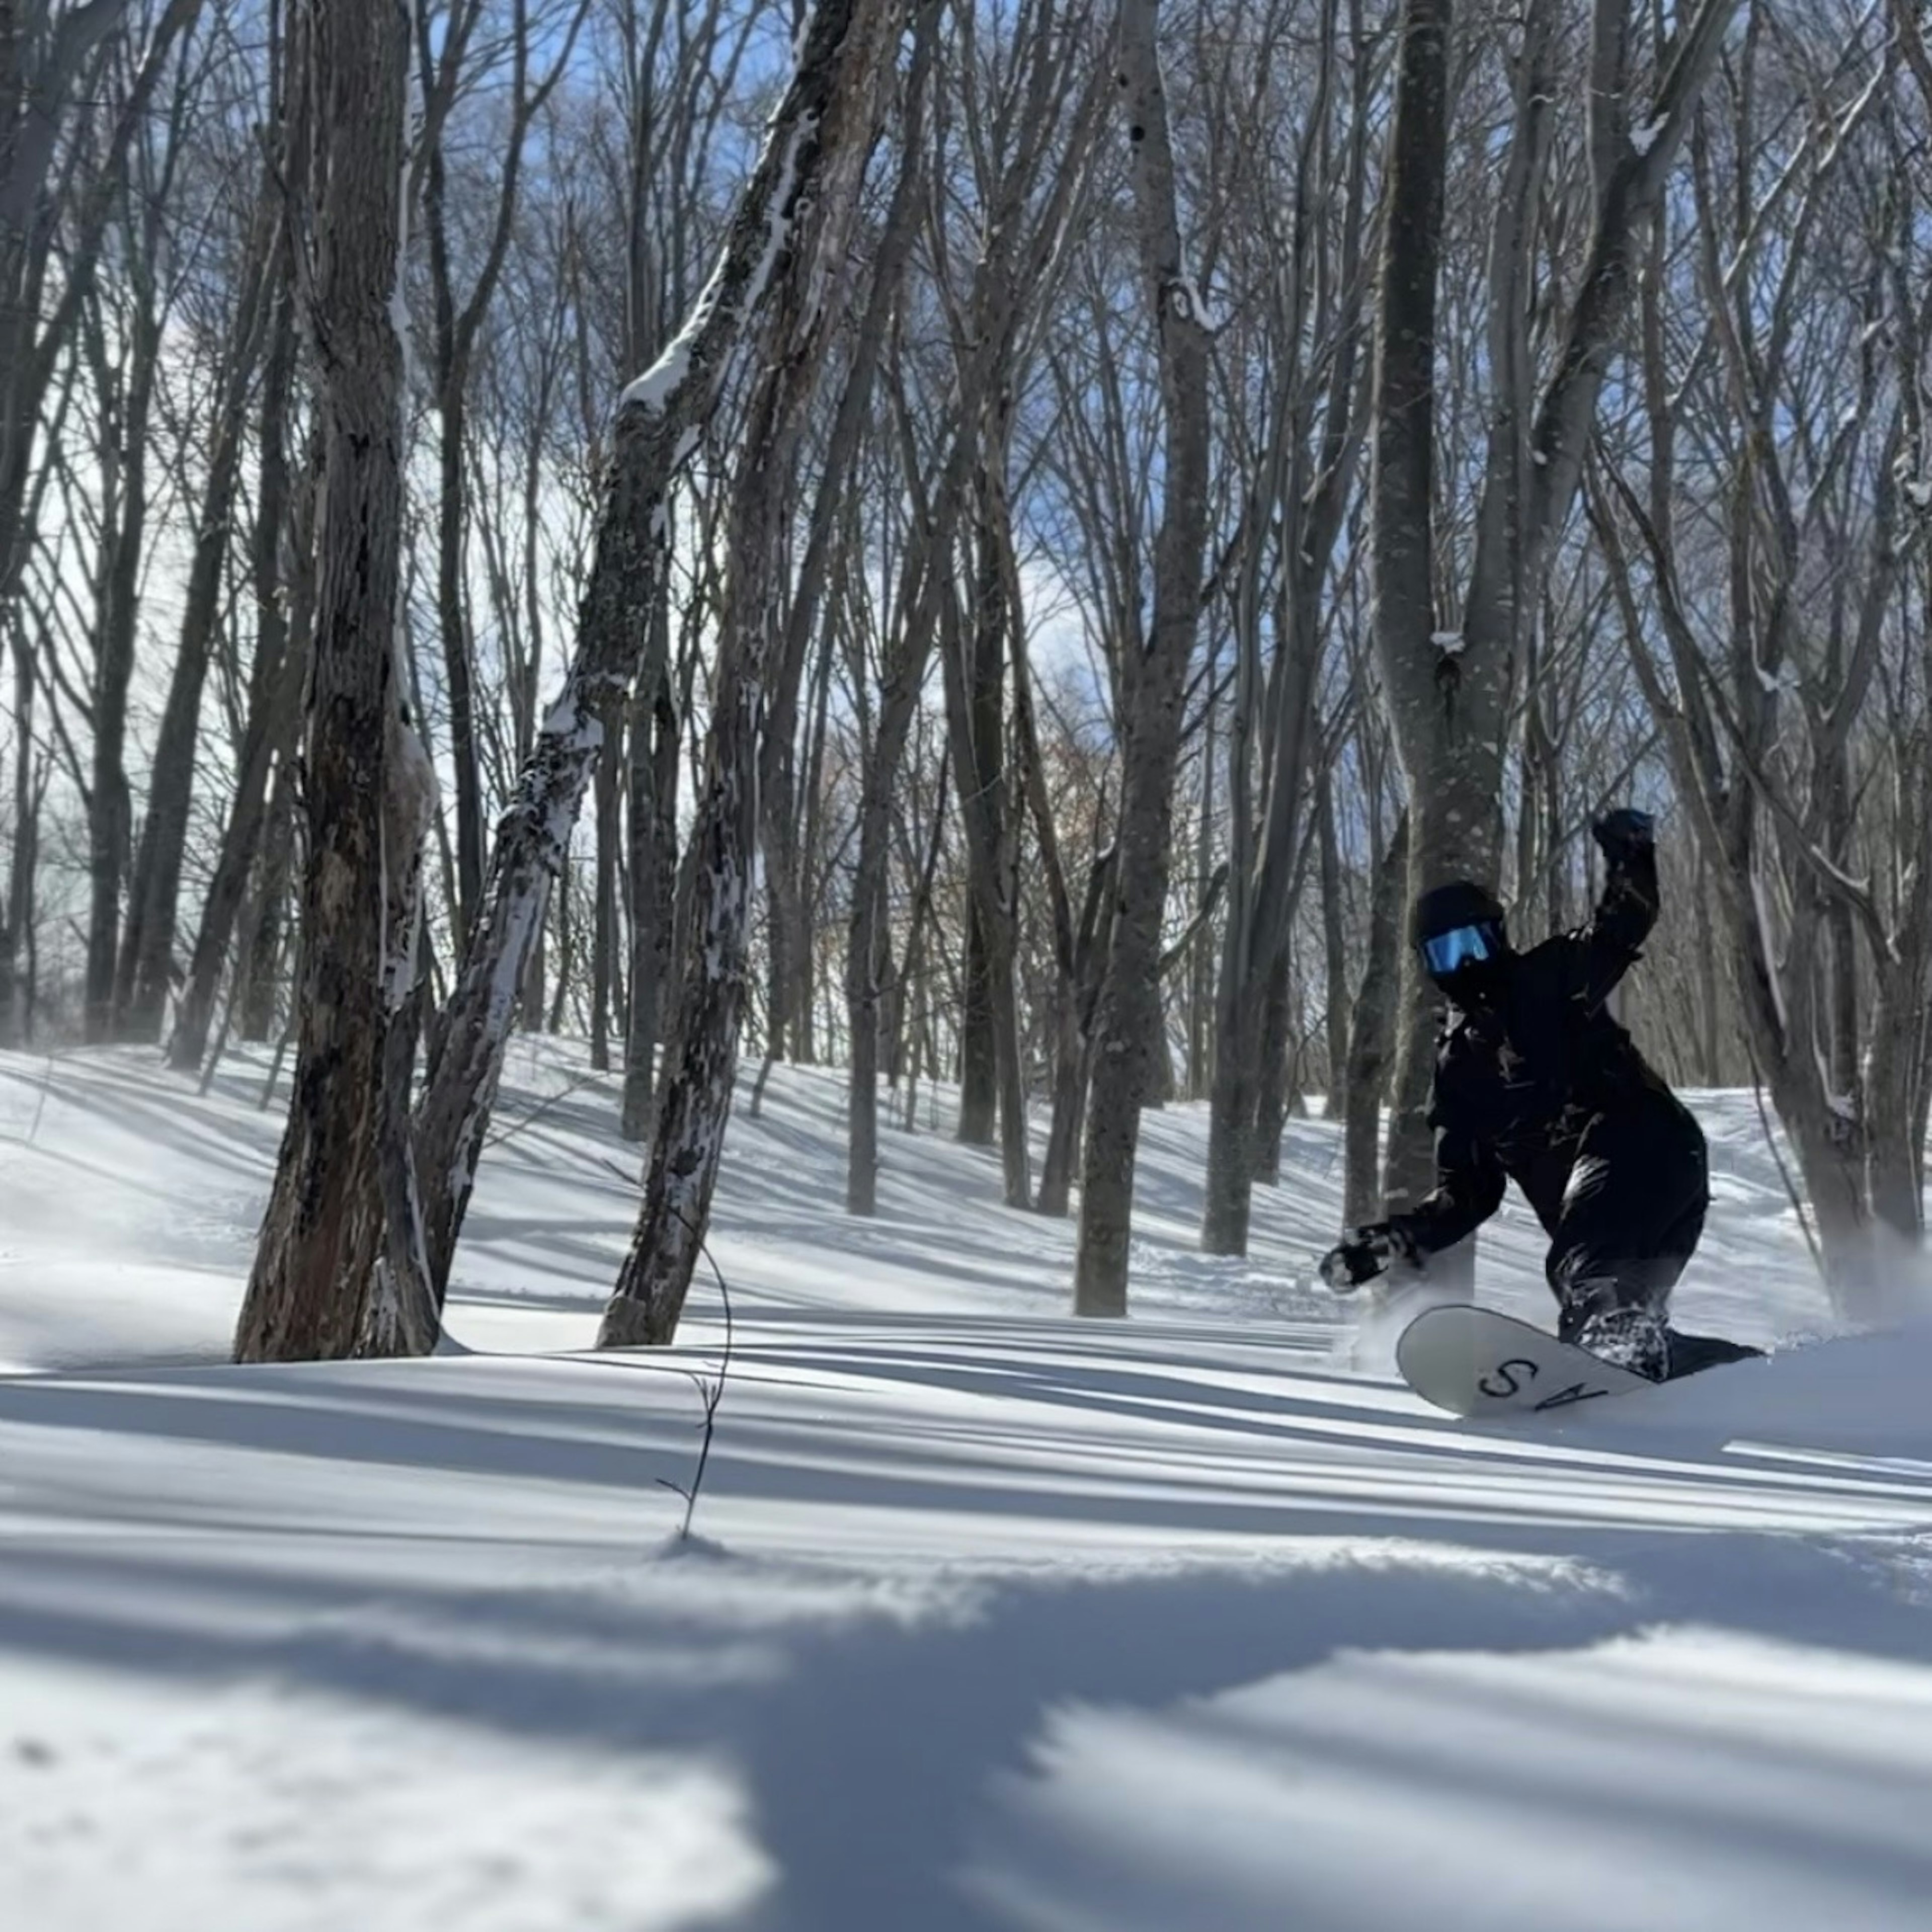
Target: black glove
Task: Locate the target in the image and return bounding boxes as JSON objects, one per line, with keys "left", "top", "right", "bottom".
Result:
{"left": 1318, "top": 1222, "right": 1419, "bottom": 1293}
{"left": 1592, "top": 807, "right": 1655, "bottom": 864}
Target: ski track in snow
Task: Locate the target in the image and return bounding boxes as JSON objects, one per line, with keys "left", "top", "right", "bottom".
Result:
{"left": 1, "top": 1042, "right": 1930, "bottom": 1930}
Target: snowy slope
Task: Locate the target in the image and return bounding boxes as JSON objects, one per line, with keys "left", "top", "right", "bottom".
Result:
{"left": 2, "top": 1044, "right": 1929, "bottom": 1931}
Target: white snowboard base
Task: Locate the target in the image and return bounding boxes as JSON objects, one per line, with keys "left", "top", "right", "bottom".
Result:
{"left": 1396, "top": 1303, "right": 1654, "bottom": 1418}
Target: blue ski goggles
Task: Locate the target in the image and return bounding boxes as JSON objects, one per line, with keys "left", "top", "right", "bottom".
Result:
{"left": 1420, "top": 920, "right": 1503, "bottom": 977}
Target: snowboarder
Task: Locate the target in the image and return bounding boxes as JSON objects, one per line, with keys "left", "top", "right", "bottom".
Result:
{"left": 1319, "top": 808, "right": 1725, "bottom": 1381}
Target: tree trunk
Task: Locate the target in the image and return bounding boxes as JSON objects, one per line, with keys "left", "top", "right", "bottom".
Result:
{"left": 1187, "top": 696, "right": 1217, "bottom": 1102}
{"left": 119, "top": 183, "right": 280, "bottom": 1042}
{"left": 620, "top": 658, "right": 677, "bottom": 1142}
{"left": 957, "top": 905, "right": 997, "bottom": 1143}
{"left": 238, "top": 756, "right": 297, "bottom": 1041}
{"left": 435, "top": 368, "right": 486, "bottom": 939}
{"left": 1251, "top": 950, "right": 1292, "bottom": 1184}
{"left": 598, "top": 0, "right": 900, "bottom": 1345}
{"left": 170, "top": 259, "right": 308, "bottom": 1073}
{"left": 1316, "top": 763, "right": 1349, "bottom": 1118}
{"left": 1866, "top": 954, "right": 1927, "bottom": 1245}
{"left": 83, "top": 300, "right": 158, "bottom": 1045}
{"left": 1037, "top": 847, "right": 1115, "bottom": 1218}
{"left": 590, "top": 741, "right": 620, "bottom": 1071}
{"left": 1368, "top": 0, "right": 1469, "bottom": 1264}
{"left": 0, "top": 625, "right": 37, "bottom": 1045}
{"left": 939, "top": 468, "right": 1029, "bottom": 1206}
{"left": 1074, "top": 0, "right": 1214, "bottom": 1317}
{"left": 1343, "top": 814, "right": 1409, "bottom": 1227}
{"left": 234, "top": 0, "right": 420, "bottom": 1363}
{"left": 414, "top": 0, "right": 891, "bottom": 1301}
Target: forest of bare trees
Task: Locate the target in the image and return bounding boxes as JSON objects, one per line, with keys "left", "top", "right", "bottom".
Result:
{"left": 5, "top": 0, "right": 1930, "bottom": 1358}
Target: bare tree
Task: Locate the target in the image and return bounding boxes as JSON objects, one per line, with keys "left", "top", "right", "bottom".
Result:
{"left": 1199, "top": 0, "right": 1374, "bottom": 1253}
{"left": 169, "top": 16, "right": 310, "bottom": 1073}
{"left": 115, "top": 124, "right": 281, "bottom": 1042}
{"left": 1072, "top": 0, "right": 1214, "bottom": 1316}
{"left": 596, "top": 0, "right": 902, "bottom": 1346}
{"left": 413, "top": 0, "right": 900, "bottom": 1309}
{"left": 1594, "top": 11, "right": 1929, "bottom": 1309}
{"left": 843, "top": 0, "right": 1103, "bottom": 1219}
{"left": 1370, "top": 0, "right": 1735, "bottom": 1253}
{"left": 414, "top": 0, "right": 589, "bottom": 943}
{"left": 235, "top": 0, "right": 434, "bottom": 1361}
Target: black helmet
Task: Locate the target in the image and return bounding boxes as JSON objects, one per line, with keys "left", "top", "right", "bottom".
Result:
{"left": 1412, "top": 880, "right": 1509, "bottom": 987}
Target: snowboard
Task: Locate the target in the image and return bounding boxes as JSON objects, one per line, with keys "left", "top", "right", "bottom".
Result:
{"left": 1395, "top": 1302, "right": 1761, "bottom": 1419}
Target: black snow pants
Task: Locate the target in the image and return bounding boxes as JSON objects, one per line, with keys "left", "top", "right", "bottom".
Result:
{"left": 1546, "top": 1094, "right": 1708, "bottom": 1343}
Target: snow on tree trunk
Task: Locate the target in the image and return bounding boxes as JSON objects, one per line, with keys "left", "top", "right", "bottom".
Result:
{"left": 620, "top": 657, "right": 676, "bottom": 1143}
{"left": 1072, "top": 0, "right": 1214, "bottom": 1318}
{"left": 413, "top": 0, "right": 892, "bottom": 1300}
{"left": 1342, "top": 814, "right": 1409, "bottom": 1228}
{"left": 360, "top": 690, "right": 441, "bottom": 1357}
{"left": 596, "top": 0, "right": 901, "bottom": 1346}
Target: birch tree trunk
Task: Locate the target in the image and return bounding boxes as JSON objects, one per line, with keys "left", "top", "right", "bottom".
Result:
{"left": 1073, "top": 0, "right": 1213, "bottom": 1316}
{"left": 619, "top": 645, "right": 677, "bottom": 1142}
{"left": 596, "top": 0, "right": 900, "bottom": 1346}
{"left": 1342, "top": 813, "right": 1408, "bottom": 1227}
{"left": 413, "top": 0, "right": 893, "bottom": 1301}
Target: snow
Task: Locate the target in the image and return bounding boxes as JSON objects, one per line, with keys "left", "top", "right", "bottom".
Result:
{"left": 618, "top": 111, "right": 815, "bottom": 417}
{"left": 620, "top": 335, "right": 693, "bottom": 417}
{"left": 2, "top": 1041, "right": 1931, "bottom": 1928}
{"left": 1631, "top": 115, "right": 1668, "bottom": 157}
{"left": 1172, "top": 273, "right": 1217, "bottom": 332}
{"left": 1431, "top": 629, "right": 1466, "bottom": 654}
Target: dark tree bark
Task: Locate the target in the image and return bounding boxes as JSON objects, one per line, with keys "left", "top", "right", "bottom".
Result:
{"left": 170, "top": 217, "right": 308, "bottom": 1074}
{"left": 118, "top": 175, "right": 280, "bottom": 1043}
{"left": 1251, "top": 951, "right": 1293, "bottom": 1184}
{"left": 81, "top": 268, "right": 159, "bottom": 1044}
{"left": 590, "top": 740, "right": 620, "bottom": 1071}
{"left": 957, "top": 906, "right": 998, "bottom": 1144}
{"left": 1316, "top": 762, "right": 1350, "bottom": 1118}
{"left": 234, "top": 0, "right": 429, "bottom": 1363}
{"left": 238, "top": 753, "right": 298, "bottom": 1042}
{"left": 1073, "top": 0, "right": 1214, "bottom": 1316}
{"left": 620, "top": 646, "right": 678, "bottom": 1142}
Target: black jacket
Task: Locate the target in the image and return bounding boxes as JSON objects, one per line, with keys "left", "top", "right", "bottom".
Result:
{"left": 1391, "top": 844, "right": 1693, "bottom": 1256}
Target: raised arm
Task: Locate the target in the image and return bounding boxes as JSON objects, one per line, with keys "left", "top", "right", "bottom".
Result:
{"left": 1573, "top": 807, "right": 1659, "bottom": 1012}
